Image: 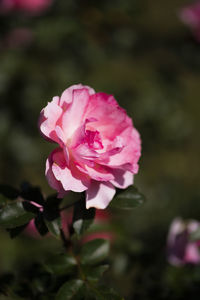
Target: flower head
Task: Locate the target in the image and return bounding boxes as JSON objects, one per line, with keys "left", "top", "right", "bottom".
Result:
{"left": 0, "top": 0, "right": 52, "bottom": 15}
{"left": 39, "top": 84, "right": 141, "bottom": 209}
{"left": 179, "top": 1, "right": 200, "bottom": 42}
{"left": 167, "top": 218, "right": 200, "bottom": 266}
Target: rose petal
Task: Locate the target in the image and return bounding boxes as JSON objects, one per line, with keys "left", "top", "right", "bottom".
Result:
{"left": 39, "top": 96, "right": 62, "bottom": 141}
{"left": 102, "top": 127, "right": 141, "bottom": 172}
{"left": 45, "top": 152, "right": 66, "bottom": 197}
{"left": 60, "top": 84, "right": 95, "bottom": 106}
{"left": 46, "top": 148, "right": 90, "bottom": 193}
{"left": 110, "top": 169, "right": 133, "bottom": 189}
{"left": 86, "top": 181, "right": 116, "bottom": 209}
{"left": 76, "top": 163, "right": 114, "bottom": 182}
{"left": 62, "top": 88, "right": 91, "bottom": 139}
{"left": 48, "top": 148, "right": 90, "bottom": 193}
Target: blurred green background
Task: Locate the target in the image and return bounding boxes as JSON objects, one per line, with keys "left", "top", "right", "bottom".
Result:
{"left": 0, "top": 0, "right": 200, "bottom": 299}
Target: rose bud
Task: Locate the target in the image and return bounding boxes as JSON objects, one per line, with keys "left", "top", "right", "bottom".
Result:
{"left": 167, "top": 218, "right": 200, "bottom": 266}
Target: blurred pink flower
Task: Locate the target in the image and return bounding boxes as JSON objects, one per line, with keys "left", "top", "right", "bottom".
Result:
{"left": 179, "top": 1, "right": 200, "bottom": 42}
{"left": 25, "top": 208, "right": 115, "bottom": 242}
{"left": 39, "top": 84, "right": 141, "bottom": 209}
{"left": 25, "top": 219, "right": 42, "bottom": 238}
{"left": 82, "top": 232, "right": 114, "bottom": 243}
{"left": 0, "top": 0, "right": 52, "bottom": 15}
{"left": 167, "top": 218, "right": 200, "bottom": 266}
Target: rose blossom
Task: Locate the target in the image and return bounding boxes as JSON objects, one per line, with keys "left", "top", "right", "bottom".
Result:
{"left": 0, "top": 0, "right": 52, "bottom": 15}
{"left": 167, "top": 218, "right": 200, "bottom": 266}
{"left": 179, "top": 1, "right": 200, "bottom": 42}
{"left": 39, "top": 84, "right": 141, "bottom": 209}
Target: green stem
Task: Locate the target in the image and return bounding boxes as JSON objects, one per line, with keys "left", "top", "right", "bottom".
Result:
{"left": 59, "top": 228, "right": 71, "bottom": 249}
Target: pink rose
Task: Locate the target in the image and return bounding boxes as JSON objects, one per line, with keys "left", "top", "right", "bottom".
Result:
{"left": 167, "top": 218, "right": 200, "bottom": 266}
{"left": 0, "top": 0, "right": 52, "bottom": 15}
{"left": 179, "top": 2, "right": 200, "bottom": 42}
{"left": 39, "top": 84, "right": 141, "bottom": 209}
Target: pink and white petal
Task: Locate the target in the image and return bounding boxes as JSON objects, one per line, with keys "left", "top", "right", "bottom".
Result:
{"left": 55, "top": 125, "right": 67, "bottom": 145}
{"left": 85, "top": 164, "right": 114, "bottom": 181}
{"left": 45, "top": 152, "right": 66, "bottom": 196}
{"left": 39, "top": 97, "right": 63, "bottom": 141}
{"left": 76, "top": 163, "right": 114, "bottom": 182}
{"left": 101, "top": 127, "right": 141, "bottom": 171}
{"left": 110, "top": 169, "right": 134, "bottom": 189}
{"left": 70, "top": 118, "right": 99, "bottom": 149}
{"left": 60, "top": 84, "right": 95, "bottom": 106}
{"left": 86, "top": 181, "right": 116, "bottom": 209}
{"left": 185, "top": 244, "right": 200, "bottom": 264}
{"left": 62, "top": 88, "right": 90, "bottom": 139}
{"left": 74, "top": 144, "right": 100, "bottom": 160}
{"left": 54, "top": 125, "right": 69, "bottom": 165}
{"left": 69, "top": 121, "right": 87, "bottom": 148}
{"left": 50, "top": 149, "right": 89, "bottom": 193}
{"left": 52, "top": 164, "right": 89, "bottom": 193}
{"left": 85, "top": 93, "right": 130, "bottom": 140}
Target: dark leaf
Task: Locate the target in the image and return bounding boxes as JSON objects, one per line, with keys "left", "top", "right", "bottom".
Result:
{"left": 45, "top": 217, "right": 61, "bottom": 238}
{"left": 94, "top": 287, "right": 124, "bottom": 300}
{"left": 80, "top": 239, "right": 109, "bottom": 265}
{"left": 44, "top": 253, "right": 77, "bottom": 275}
{"left": 0, "top": 273, "right": 14, "bottom": 288}
{"left": 84, "top": 265, "right": 109, "bottom": 283}
{"left": 7, "top": 223, "right": 29, "bottom": 238}
{"left": 73, "top": 197, "right": 95, "bottom": 236}
{"left": 20, "top": 182, "right": 45, "bottom": 205}
{"left": 85, "top": 284, "right": 123, "bottom": 300}
{"left": 0, "top": 202, "right": 34, "bottom": 228}
{"left": 56, "top": 279, "right": 84, "bottom": 300}
{"left": 22, "top": 201, "right": 40, "bottom": 214}
{"left": 43, "top": 195, "right": 62, "bottom": 221}
{"left": 0, "top": 184, "right": 19, "bottom": 200}
{"left": 34, "top": 213, "right": 48, "bottom": 236}
{"left": 109, "top": 186, "right": 145, "bottom": 209}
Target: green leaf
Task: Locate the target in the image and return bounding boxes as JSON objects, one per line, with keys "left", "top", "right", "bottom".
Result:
{"left": 72, "top": 198, "right": 95, "bottom": 236}
{"left": 0, "top": 194, "right": 8, "bottom": 206}
{"left": 7, "top": 223, "right": 29, "bottom": 238}
{"left": 44, "top": 253, "right": 77, "bottom": 275}
{"left": 94, "top": 287, "right": 124, "bottom": 300}
{"left": 0, "top": 184, "right": 19, "bottom": 200}
{"left": 45, "top": 217, "right": 61, "bottom": 238}
{"left": 84, "top": 265, "right": 109, "bottom": 283}
{"left": 110, "top": 186, "right": 145, "bottom": 209}
{"left": 85, "top": 284, "right": 123, "bottom": 300}
{"left": 80, "top": 239, "right": 110, "bottom": 265}
{"left": 190, "top": 227, "right": 200, "bottom": 241}
{"left": 56, "top": 279, "right": 84, "bottom": 300}
{"left": 0, "top": 202, "right": 34, "bottom": 228}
